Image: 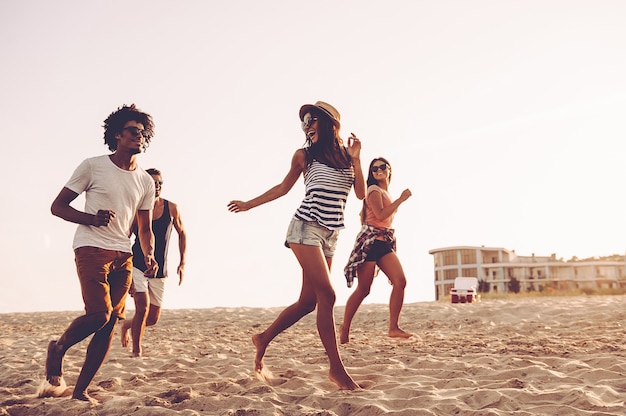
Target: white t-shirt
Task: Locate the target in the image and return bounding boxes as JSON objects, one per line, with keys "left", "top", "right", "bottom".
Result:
{"left": 64, "top": 155, "right": 155, "bottom": 253}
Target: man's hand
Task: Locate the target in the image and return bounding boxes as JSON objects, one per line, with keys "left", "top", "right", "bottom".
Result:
{"left": 227, "top": 200, "right": 250, "bottom": 213}
{"left": 177, "top": 263, "right": 185, "bottom": 286}
{"left": 93, "top": 209, "right": 116, "bottom": 227}
{"left": 144, "top": 256, "right": 158, "bottom": 278}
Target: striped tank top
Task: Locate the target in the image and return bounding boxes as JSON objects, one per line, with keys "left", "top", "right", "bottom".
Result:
{"left": 293, "top": 160, "right": 355, "bottom": 230}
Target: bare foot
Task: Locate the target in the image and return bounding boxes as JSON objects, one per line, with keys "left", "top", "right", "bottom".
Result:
{"left": 251, "top": 333, "right": 267, "bottom": 372}
{"left": 131, "top": 351, "right": 142, "bottom": 358}
{"left": 36, "top": 378, "right": 67, "bottom": 398}
{"left": 72, "top": 390, "right": 99, "bottom": 405}
{"left": 254, "top": 366, "right": 274, "bottom": 383}
{"left": 329, "top": 367, "right": 361, "bottom": 391}
{"left": 388, "top": 328, "right": 413, "bottom": 339}
{"left": 339, "top": 324, "right": 350, "bottom": 344}
{"left": 45, "top": 340, "right": 64, "bottom": 386}
{"left": 120, "top": 321, "right": 131, "bottom": 348}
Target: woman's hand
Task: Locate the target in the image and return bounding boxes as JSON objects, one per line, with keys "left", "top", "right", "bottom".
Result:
{"left": 400, "top": 189, "right": 412, "bottom": 202}
{"left": 347, "top": 133, "right": 361, "bottom": 160}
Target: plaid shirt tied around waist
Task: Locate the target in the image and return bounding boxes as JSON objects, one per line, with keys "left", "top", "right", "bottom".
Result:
{"left": 344, "top": 224, "right": 396, "bottom": 288}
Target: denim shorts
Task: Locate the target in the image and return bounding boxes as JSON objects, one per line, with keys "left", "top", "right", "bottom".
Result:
{"left": 284, "top": 218, "right": 339, "bottom": 258}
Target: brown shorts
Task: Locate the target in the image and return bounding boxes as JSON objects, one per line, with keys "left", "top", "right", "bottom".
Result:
{"left": 74, "top": 246, "right": 133, "bottom": 319}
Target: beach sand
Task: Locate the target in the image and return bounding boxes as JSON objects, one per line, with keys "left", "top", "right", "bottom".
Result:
{"left": 1, "top": 295, "right": 625, "bottom": 415}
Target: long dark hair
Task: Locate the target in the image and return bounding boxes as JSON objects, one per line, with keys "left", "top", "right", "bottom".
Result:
{"left": 304, "top": 108, "right": 352, "bottom": 169}
{"left": 360, "top": 157, "right": 392, "bottom": 224}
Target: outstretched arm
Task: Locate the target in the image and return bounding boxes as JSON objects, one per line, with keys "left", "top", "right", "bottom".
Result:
{"left": 170, "top": 202, "right": 187, "bottom": 285}
{"left": 136, "top": 209, "right": 158, "bottom": 277}
{"left": 227, "top": 149, "right": 306, "bottom": 212}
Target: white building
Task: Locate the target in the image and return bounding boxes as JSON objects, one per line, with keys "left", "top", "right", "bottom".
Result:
{"left": 428, "top": 246, "right": 626, "bottom": 300}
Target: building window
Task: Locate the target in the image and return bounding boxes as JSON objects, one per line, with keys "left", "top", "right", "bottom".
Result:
{"left": 462, "top": 268, "right": 477, "bottom": 277}
{"left": 461, "top": 249, "right": 476, "bottom": 264}
{"left": 442, "top": 251, "right": 457, "bottom": 266}
{"left": 444, "top": 269, "right": 457, "bottom": 280}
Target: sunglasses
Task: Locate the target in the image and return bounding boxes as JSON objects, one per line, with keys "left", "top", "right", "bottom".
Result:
{"left": 123, "top": 126, "right": 149, "bottom": 137}
{"left": 301, "top": 115, "right": 318, "bottom": 130}
{"left": 154, "top": 180, "right": 164, "bottom": 185}
{"left": 371, "top": 163, "right": 388, "bottom": 173}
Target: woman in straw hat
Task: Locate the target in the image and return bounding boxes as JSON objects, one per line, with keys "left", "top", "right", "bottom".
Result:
{"left": 341, "top": 157, "right": 414, "bottom": 344}
{"left": 228, "top": 101, "right": 365, "bottom": 390}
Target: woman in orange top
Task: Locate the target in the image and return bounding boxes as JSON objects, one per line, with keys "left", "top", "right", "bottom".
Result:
{"left": 341, "top": 157, "right": 413, "bottom": 343}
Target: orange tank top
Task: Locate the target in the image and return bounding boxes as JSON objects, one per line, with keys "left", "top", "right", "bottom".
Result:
{"left": 365, "top": 185, "right": 394, "bottom": 229}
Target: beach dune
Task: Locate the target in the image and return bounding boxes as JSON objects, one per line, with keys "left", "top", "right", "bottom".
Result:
{"left": 1, "top": 295, "right": 625, "bottom": 415}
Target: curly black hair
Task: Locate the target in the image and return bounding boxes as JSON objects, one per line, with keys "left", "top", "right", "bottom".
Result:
{"left": 102, "top": 104, "right": 154, "bottom": 151}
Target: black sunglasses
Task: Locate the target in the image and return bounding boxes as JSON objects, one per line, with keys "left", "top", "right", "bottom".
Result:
{"left": 123, "top": 126, "right": 148, "bottom": 137}
{"left": 301, "top": 116, "right": 318, "bottom": 130}
{"left": 371, "top": 163, "right": 388, "bottom": 173}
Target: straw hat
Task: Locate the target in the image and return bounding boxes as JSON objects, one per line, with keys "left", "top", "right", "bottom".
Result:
{"left": 299, "top": 101, "right": 340, "bottom": 126}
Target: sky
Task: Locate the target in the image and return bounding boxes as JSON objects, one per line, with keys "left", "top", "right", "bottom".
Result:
{"left": 1, "top": 1, "right": 626, "bottom": 313}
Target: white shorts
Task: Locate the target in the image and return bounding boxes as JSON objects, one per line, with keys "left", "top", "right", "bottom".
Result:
{"left": 132, "top": 267, "right": 166, "bottom": 307}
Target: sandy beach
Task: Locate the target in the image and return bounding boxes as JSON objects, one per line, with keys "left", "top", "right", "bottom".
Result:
{"left": 1, "top": 295, "right": 625, "bottom": 415}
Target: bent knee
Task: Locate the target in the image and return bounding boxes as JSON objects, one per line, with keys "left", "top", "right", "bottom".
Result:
{"left": 394, "top": 276, "right": 407, "bottom": 289}
{"left": 317, "top": 289, "right": 336, "bottom": 307}
{"left": 90, "top": 310, "right": 113, "bottom": 329}
{"left": 299, "top": 300, "right": 317, "bottom": 314}
{"left": 146, "top": 317, "right": 159, "bottom": 327}
{"left": 356, "top": 285, "right": 371, "bottom": 297}
{"left": 134, "top": 306, "right": 149, "bottom": 317}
